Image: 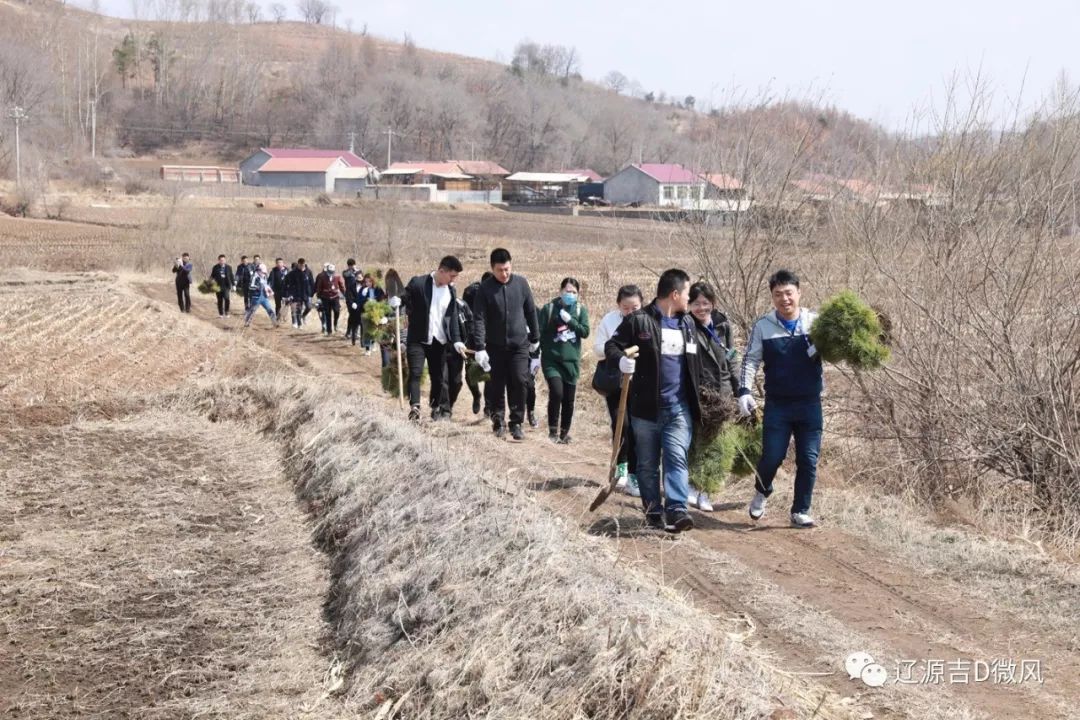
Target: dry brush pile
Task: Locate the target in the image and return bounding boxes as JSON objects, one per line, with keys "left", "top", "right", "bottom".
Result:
{"left": 178, "top": 376, "right": 828, "bottom": 719}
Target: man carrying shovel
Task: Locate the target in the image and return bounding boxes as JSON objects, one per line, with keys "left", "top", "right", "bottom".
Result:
{"left": 605, "top": 269, "right": 702, "bottom": 532}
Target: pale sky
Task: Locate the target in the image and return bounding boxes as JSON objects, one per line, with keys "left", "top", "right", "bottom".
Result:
{"left": 88, "top": 0, "right": 1078, "bottom": 131}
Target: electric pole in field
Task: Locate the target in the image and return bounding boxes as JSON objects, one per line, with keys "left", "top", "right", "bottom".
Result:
{"left": 8, "top": 106, "right": 27, "bottom": 187}
{"left": 347, "top": 130, "right": 356, "bottom": 154}
{"left": 385, "top": 126, "right": 395, "bottom": 168}
{"left": 89, "top": 96, "right": 98, "bottom": 159}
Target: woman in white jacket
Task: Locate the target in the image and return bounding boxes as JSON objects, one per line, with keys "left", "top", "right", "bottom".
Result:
{"left": 593, "top": 284, "right": 644, "bottom": 496}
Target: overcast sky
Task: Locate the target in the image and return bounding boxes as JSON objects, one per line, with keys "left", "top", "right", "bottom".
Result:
{"left": 88, "top": 0, "right": 1077, "bottom": 131}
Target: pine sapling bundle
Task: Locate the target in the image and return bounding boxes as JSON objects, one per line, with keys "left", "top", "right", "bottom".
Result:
{"left": 381, "top": 348, "right": 426, "bottom": 395}
{"left": 689, "top": 386, "right": 736, "bottom": 494}
{"left": 466, "top": 358, "right": 491, "bottom": 386}
{"left": 809, "top": 290, "right": 891, "bottom": 370}
{"left": 363, "top": 300, "right": 395, "bottom": 347}
{"left": 729, "top": 421, "right": 764, "bottom": 478}
{"left": 197, "top": 279, "right": 219, "bottom": 295}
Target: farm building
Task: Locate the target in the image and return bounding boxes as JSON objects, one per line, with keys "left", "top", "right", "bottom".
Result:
{"left": 562, "top": 168, "right": 604, "bottom": 182}
{"left": 160, "top": 165, "right": 240, "bottom": 183}
{"left": 603, "top": 163, "right": 707, "bottom": 208}
{"left": 504, "top": 171, "right": 591, "bottom": 203}
{"left": 378, "top": 161, "right": 504, "bottom": 203}
{"left": 239, "top": 148, "right": 376, "bottom": 192}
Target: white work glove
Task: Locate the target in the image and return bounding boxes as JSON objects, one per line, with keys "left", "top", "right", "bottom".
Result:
{"left": 475, "top": 350, "right": 491, "bottom": 372}
{"left": 737, "top": 394, "right": 758, "bottom": 417}
{"left": 529, "top": 341, "right": 540, "bottom": 353}
{"left": 453, "top": 341, "right": 467, "bottom": 356}
{"left": 618, "top": 356, "right": 636, "bottom": 375}
{"left": 529, "top": 358, "right": 541, "bottom": 374}
{"left": 378, "top": 316, "right": 390, "bottom": 326}
{"left": 388, "top": 296, "right": 401, "bottom": 310}
{"left": 350, "top": 302, "right": 357, "bottom": 310}
{"left": 559, "top": 309, "right": 571, "bottom": 323}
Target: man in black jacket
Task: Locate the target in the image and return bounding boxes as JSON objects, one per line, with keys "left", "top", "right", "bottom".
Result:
{"left": 390, "top": 256, "right": 467, "bottom": 422}
{"left": 605, "top": 268, "right": 702, "bottom": 532}
{"left": 235, "top": 255, "right": 252, "bottom": 311}
{"left": 209, "top": 254, "right": 234, "bottom": 317}
{"left": 342, "top": 258, "right": 363, "bottom": 345}
{"left": 269, "top": 257, "right": 289, "bottom": 319}
{"left": 472, "top": 248, "right": 540, "bottom": 440}
{"left": 172, "top": 253, "right": 193, "bottom": 313}
{"left": 284, "top": 258, "right": 316, "bottom": 328}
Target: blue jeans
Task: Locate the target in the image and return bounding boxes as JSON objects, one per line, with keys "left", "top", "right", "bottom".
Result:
{"left": 755, "top": 398, "right": 823, "bottom": 514}
{"left": 631, "top": 402, "right": 692, "bottom": 517}
{"left": 245, "top": 295, "right": 276, "bottom": 324}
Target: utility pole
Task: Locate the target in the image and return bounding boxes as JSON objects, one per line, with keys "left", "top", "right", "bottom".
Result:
{"left": 9, "top": 106, "right": 27, "bottom": 187}
{"left": 347, "top": 130, "right": 356, "bottom": 154}
{"left": 385, "top": 126, "right": 394, "bottom": 167}
{"left": 89, "top": 96, "right": 97, "bottom": 159}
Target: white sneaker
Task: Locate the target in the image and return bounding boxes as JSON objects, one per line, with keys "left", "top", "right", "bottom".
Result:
{"left": 625, "top": 475, "right": 641, "bottom": 498}
{"left": 749, "top": 491, "right": 767, "bottom": 520}
{"left": 697, "top": 491, "right": 714, "bottom": 512}
{"left": 686, "top": 491, "right": 699, "bottom": 508}
{"left": 614, "top": 463, "right": 628, "bottom": 489}
{"left": 790, "top": 512, "right": 816, "bottom": 528}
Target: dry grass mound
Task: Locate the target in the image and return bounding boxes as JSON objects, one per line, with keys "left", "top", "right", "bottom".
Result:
{"left": 179, "top": 377, "right": 798, "bottom": 719}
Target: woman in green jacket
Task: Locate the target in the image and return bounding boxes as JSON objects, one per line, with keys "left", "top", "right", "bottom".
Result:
{"left": 538, "top": 277, "right": 590, "bottom": 443}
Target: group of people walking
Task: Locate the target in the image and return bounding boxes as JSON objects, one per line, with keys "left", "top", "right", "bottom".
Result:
{"left": 178, "top": 254, "right": 387, "bottom": 347}
{"left": 172, "top": 249, "right": 825, "bottom": 534}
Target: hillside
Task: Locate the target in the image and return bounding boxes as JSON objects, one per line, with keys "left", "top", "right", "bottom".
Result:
{"left": 0, "top": 0, "right": 893, "bottom": 180}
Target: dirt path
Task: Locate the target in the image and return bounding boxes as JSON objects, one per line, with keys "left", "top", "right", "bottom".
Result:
{"left": 142, "top": 282, "right": 1080, "bottom": 720}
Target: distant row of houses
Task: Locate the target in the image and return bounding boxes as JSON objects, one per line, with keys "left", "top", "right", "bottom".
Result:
{"left": 160, "top": 148, "right": 942, "bottom": 212}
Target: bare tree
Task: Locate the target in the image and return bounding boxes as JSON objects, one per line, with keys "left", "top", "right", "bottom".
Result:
{"left": 297, "top": 0, "right": 331, "bottom": 24}
{"left": 246, "top": 2, "right": 261, "bottom": 22}
{"left": 604, "top": 70, "right": 628, "bottom": 95}
{"left": 269, "top": 2, "right": 287, "bottom": 22}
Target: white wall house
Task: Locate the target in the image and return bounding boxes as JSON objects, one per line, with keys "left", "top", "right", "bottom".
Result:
{"left": 603, "top": 163, "right": 707, "bottom": 208}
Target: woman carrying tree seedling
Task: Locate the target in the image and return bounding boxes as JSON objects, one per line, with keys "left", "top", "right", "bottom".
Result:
{"left": 537, "top": 277, "right": 590, "bottom": 443}
{"left": 686, "top": 281, "right": 740, "bottom": 512}
{"left": 593, "top": 285, "right": 644, "bottom": 496}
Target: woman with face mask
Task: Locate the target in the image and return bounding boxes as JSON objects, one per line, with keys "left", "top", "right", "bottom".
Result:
{"left": 537, "top": 277, "right": 590, "bottom": 443}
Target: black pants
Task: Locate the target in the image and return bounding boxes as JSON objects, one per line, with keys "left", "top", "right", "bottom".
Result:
{"left": 215, "top": 290, "right": 230, "bottom": 316}
{"left": 488, "top": 345, "right": 529, "bottom": 427}
{"left": 346, "top": 303, "right": 362, "bottom": 343}
{"left": 176, "top": 285, "right": 191, "bottom": 312}
{"left": 605, "top": 390, "right": 637, "bottom": 474}
{"left": 274, "top": 294, "right": 284, "bottom": 318}
{"left": 407, "top": 340, "right": 449, "bottom": 413}
{"left": 546, "top": 375, "right": 577, "bottom": 435}
{"left": 445, "top": 348, "right": 465, "bottom": 410}
{"left": 320, "top": 298, "right": 340, "bottom": 333}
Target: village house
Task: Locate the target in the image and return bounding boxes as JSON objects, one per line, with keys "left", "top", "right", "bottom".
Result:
{"left": 602, "top": 163, "right": 707, "bottom": 208}
{"left": 239, "top": 148, "right": 376, "bottom": 192}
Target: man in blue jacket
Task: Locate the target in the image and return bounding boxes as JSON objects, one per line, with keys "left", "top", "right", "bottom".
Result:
{"left": 605, "top": 268, "right": 702, "bottom": 532}
{"left": 738, "top": 269, "right": 823, "bottom": 528}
